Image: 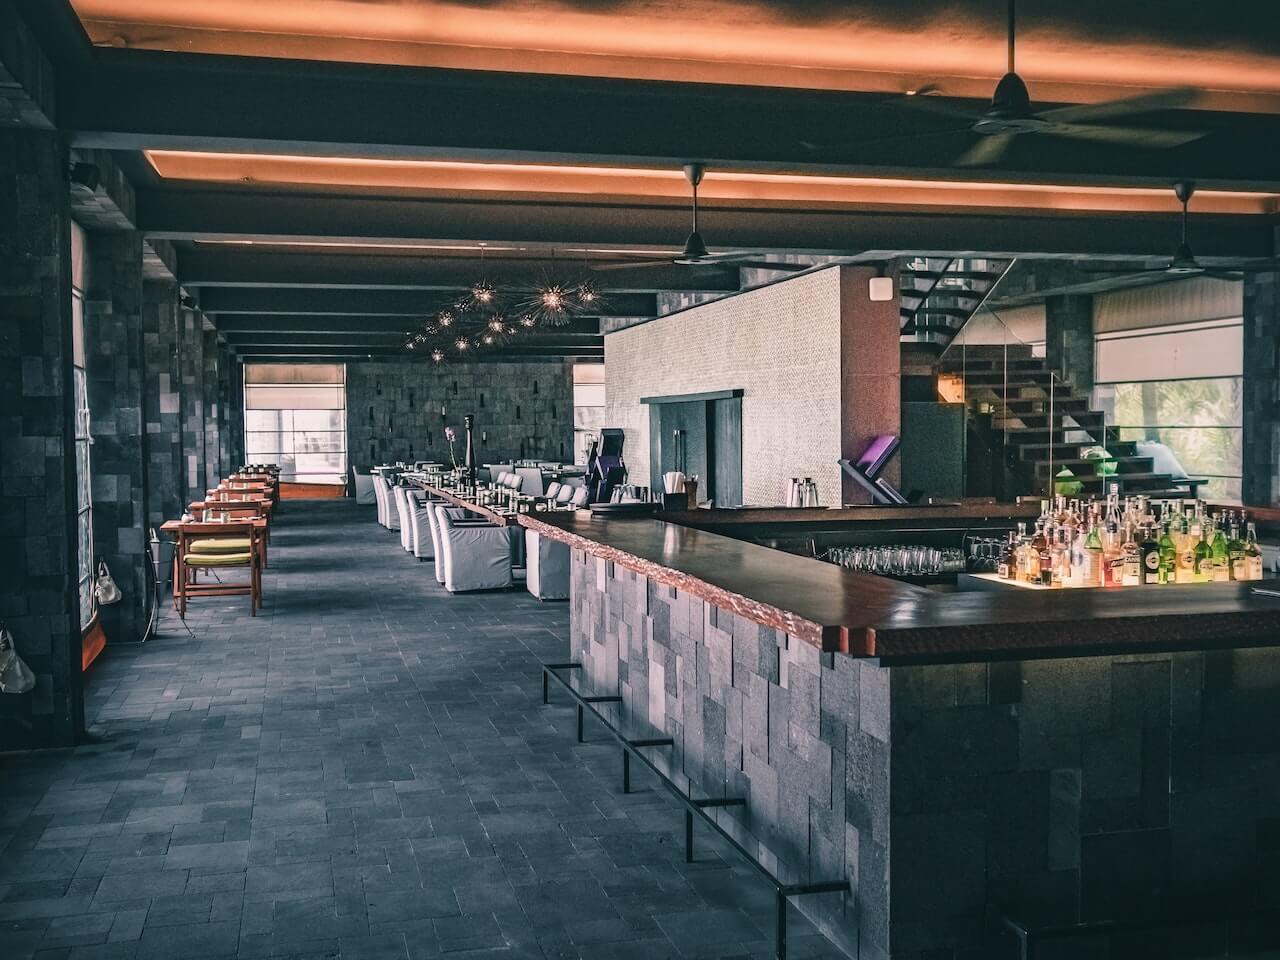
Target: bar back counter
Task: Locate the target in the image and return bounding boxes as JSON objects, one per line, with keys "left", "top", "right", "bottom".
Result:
{"left": 520, "top": 504, "right": 1280, "bottom": 960}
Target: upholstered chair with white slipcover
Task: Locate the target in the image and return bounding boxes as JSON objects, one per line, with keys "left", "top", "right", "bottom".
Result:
{"left": 524, "top": 528, "right": 570, "bottom": 600}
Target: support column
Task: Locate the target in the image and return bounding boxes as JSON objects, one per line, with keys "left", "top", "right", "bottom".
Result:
{"left": 179, "top": 306, "right": 206, "bottom": 500}
{"left": 1242, "top": 271, "right": 1280, "bottom": 507}
{"left": 839, "top": 266, "right": 902, "bottom": 504}
{"left": 1045, "top": 293, "right": 1095, "bottom": 392}
{"left": 85, "top": 231, "right": 149, "bottom": 645}
{"left": 143, "top": 281, "right": 183, "bottom": 526}
{"left": 0, "top": 129, "right": 84, "bottom": 748}
{"left": 202, "top": 327, "right": 221, "bottom": 490}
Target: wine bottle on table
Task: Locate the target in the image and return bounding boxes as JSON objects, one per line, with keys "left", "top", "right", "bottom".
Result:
{"left": 463, "top": 414, "right": 478, "bottom": 494}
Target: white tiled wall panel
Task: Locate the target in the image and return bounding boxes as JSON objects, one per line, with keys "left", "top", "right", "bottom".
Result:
{"left": 605, "top": 269, "right": 845, "bottom": 506}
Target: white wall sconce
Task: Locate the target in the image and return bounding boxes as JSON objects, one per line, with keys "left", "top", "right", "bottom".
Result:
{"left": 869, "top": 276, "right": 895, "bottom": 301}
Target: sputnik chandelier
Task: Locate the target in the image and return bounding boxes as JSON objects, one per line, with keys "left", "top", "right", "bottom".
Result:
{"left": 402, "top": 246, "right": 605, "bottom": 362}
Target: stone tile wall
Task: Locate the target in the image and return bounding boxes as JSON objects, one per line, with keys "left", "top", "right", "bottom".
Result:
{"left": 85, "top": 230, "right": 149, "bottom": 646}
{"left": 605, "top": 269, "right": 847, "bottom": 506}
{"left": 572, "top": 543, "right": 1280, "bottom": 959}
{"left": 178, "top": 306, "right": 207, "bottom": 497}
{"left": 142, "top": 281, "right": 184, "bottom": 526}
{"left": 570, "top": 552, "right": 887, "bottom": 959}
{"left": 346, "top": 360, "right": 574, "bottom": 468}
{"left": 1243, "top": 271, "right": 1280, "bottom": 507}
{"left": 0, "top": 129, "right": 83, "bottom": 748}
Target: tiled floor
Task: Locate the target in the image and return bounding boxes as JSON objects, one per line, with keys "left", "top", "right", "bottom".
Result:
{"left": 1, "top": 500, "right": 844, "bottom": 960}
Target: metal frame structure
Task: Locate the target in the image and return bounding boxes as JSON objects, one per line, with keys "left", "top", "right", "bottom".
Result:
{"left": 542, "top": 662, "right": 847, "bottom": 960}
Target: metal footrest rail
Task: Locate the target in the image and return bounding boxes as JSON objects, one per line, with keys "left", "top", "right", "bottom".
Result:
{"left": 542, "top": 662, "right": 847, "bottom": 960}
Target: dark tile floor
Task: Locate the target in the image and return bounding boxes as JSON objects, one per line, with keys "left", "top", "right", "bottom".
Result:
{"left": 1, "top": 500, "right": 845, "bottom": 960}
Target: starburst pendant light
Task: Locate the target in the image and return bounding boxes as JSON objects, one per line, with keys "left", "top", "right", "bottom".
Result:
{"left": 430, "top": 348, "right": 446, "bottom": 364}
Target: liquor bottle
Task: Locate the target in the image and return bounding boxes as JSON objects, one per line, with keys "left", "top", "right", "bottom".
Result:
{"left": 1193, "top": 521, "right": 1213, "bottom": 584}
{"left": 1140, "top": 522, "right": 1161, "bottom": 585}
{"left": 1228, "top": 515, "right": 1246, "bottom": 581}
{"left": 1028, "top": 520, "right": 1047, "bottom": 584}
{"left": 1175, "top": 512, "right": 1195, "bottom": 584}
{"left": 1158, "top": 521, "right": 1177, "bottom": 585}
{"left": 1244, "top": 521, "right": 1265, "bottom": 581}
{"left": 1121, "top": 525, "right": 1142, "bottom": 586}
{"left": 1013, "top": 522, "right": 1029, "bottom": 581}
{"left": 1069, "top": 523, "right": 1088, "bottom": 588}
{"left": 1038, "top": 524, "right": 1054, "bottom": 587}
{"left": 462, "top": 414, "right": 478, "bottom": 494}
{"left": 1052, "top": 526, "right": 1072, "bottom": 587}
{"left": 997, "top": 531, "right": 1016, "bottom": 580}
{"left": 1082, "top": 521, "right": 1104, "bottom": 588}
{"left": 1210, "top": 519, "right": 1231, "bottom": 582}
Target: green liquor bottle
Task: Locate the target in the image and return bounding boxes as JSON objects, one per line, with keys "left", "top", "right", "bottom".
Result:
{"left": 1228, "top": 514, "right": 1246, "bottom": 581}
{"left": 1158, "top": 521, "right": 1177, "bottom": 585}
{"left": 1083, "top": 522, "right": 1104, "bottom": 588}
{"left": 1193, "top": 523, "right": 1213, "bottom": 584}
{"left": 1210, "top": 519, "right": 1231, "bottom": 582}
{"left": 1140, "top": 523, "right": 1161, "bottom": 585}
{"left": 1244, "top": 521, "right": 1265, "bottom": 581}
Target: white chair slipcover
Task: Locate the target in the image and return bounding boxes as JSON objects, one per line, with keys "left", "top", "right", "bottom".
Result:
{"left": 391, "top": 484, "right": 411, "bottom": 545}
{"left": 524, "top": 528, "right": 570, "bottom": 601}
{"left": 372, "top": 474, "right": 391, "bottom": 527}
{"left": 352, "top": 467, "right": 376, "bottom": 505}
{"left": 437, "top": 511, "right": 514, "bottom": 593}
{"left": 407, "top": 489, "right": 434, "bottom": 560}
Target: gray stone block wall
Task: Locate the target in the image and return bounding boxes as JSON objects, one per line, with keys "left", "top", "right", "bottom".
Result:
{"left": 571, "top": 546, "right": 1280, "bottom": 959}
{"left": 142, "top": 280, "right": 184, "bottom": 526}
{"left": 347, "top": 360, "right": 574, "bottom": 468}
{"left": 569, "top": 552, "right": 887, "bottom": 959}
{"left": 0, "top": 128, "right": 83, "bottom": 748}
{"left": 85, "top": 230, "right": 149, "bottom": 645}
{"left": 178, "top": 306, "right": 206, "bottom": 497}
{"left": 1243, "top": 271, "right": 1279, "bottom": 507}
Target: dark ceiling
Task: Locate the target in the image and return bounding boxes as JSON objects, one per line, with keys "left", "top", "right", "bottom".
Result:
{"left": 11, "top": 0, "right": 1280, "bottom": 363}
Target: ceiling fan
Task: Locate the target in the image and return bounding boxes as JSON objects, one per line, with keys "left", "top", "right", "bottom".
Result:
{"left": 591, "top": 163, "right": 808, "bottom": 273}
{"left": 1080, "top": 181, "right": 1278, "bottom": 279}
{"left": 808, "top": 0, "right": 1207, "bottom": 166}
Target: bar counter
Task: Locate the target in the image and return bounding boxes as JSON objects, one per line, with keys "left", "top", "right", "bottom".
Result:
{"left": 519, "top": 506, "right": 1280, "bottom": 959}
{"left": 520, "top": 510, "right": 1280, "bottom": 664}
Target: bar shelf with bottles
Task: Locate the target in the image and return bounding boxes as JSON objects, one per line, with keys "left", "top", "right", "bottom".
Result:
{"left": 986, "top": 487, "right": 1267, "bottom": 590}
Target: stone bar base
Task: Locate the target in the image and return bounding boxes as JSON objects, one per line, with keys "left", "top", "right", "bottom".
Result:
{"left": 571, "top": 547, "right": 1280, "bottom": 959}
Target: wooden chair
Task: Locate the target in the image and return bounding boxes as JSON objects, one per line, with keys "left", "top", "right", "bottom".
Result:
{"left": 173, "top": 520, "right": 264, "bottom": 618}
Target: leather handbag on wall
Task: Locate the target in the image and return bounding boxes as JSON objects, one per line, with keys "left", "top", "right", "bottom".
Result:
{"left": 94, "top": 560, "right": 122, "bottom": 606}
{"left": 0, "top": 626, "right": 36, "bottom": 695}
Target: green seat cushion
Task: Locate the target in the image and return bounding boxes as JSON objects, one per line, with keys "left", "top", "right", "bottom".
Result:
{"left": 189, "top": 538, "right": 252, "bottom": 552}
{"left": 185, "top": 552, "right": 253, "bottom": 566}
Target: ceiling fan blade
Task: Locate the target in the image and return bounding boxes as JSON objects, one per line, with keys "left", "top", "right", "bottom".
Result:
{"left": 895, "top": 91, "right": 982, "bottom": 121}
{"left": 1078, "top": 262, "right": 1171, "bottom": 274}
{"left": 801, "top": 125, "right": 976, "bottom": 154}
{"left": 726, "top": 260, "right": 810, "bottom": 272}
{"left": 1047, "top": 123, "right": 1206, "bottom": 149}
{"left": 1038, "top": 87, "right": 1200, "bottom": 124}
{"left": 954, "top": 133, "right": 1016, "bottom": 167}
{"left": 590, "top": 259, "right": 675, "bottom": 272}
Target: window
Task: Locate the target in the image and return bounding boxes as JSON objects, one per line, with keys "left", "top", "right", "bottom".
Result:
{"left": 1093, "top": 318, "right": 1242, "bottom": 501}
{"left": 572, "top": 363, "right": 606, "bottom": 465}
{"left": 243, "top": 364, "right": 348, "bottom": 483}
{"left": 72, "top": 290, "right": 95, "bottom": 629}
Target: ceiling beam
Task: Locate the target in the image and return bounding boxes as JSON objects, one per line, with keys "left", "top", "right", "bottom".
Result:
{"left": 232, "top": 346, "right": 603, "bottom": 360}
{"left": 142, "top": 187, "right": 1276, "bottom": 260}
{"left": 178, "top": 249, "right": 741, "bottom": 293}
{"left": 60, "top": 48, "right": 1280, "bottom": 187}
{"left": 197, "top": 287, "right": 657, "bottom": 317}
{"left": 213, "top": 314, "right": 602, "bottom": 335}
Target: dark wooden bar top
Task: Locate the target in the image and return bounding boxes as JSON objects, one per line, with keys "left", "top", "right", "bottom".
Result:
{"left": 520, "top": 511, "right": 1280, "bottom": 665}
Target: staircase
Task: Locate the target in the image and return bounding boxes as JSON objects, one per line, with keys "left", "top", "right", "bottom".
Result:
{"left": 900, "top": 257, "right": 1014, "bottom": 350}
{"left": 940, "top": 345, "right": 1205, "bottom": 499}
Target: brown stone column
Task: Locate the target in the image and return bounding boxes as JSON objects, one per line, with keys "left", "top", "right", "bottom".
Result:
{"left": 838, "top": 266, "right": 902, "bottom": 505}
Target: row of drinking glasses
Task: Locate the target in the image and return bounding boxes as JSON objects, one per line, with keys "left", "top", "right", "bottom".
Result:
{"left": 825, "top": 545, "right": 966, "bottom": 576}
